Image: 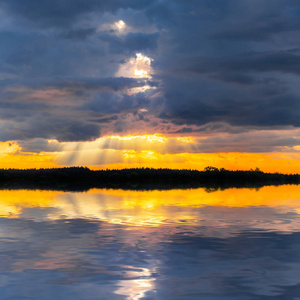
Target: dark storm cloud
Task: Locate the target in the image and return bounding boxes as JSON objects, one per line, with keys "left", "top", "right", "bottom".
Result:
{"left": 84, "top": 91, "right": 150, "bottom": 114}
{"left": 149, "top": 0, "right": 300, "bottom": 130}
{"left": 0, "top": 0, "right": 152, "bottom": 28}
{"left": 179, "top": 50, "right": 300, "bottom": 77}
{"left": 210, "top": 2, "right": 300, "bottom": 42}
{"left": 160, "top": 75, "right": 300, "bottom": 128}
{"left": 1, "top": 0, "right": 300, "bottom": 144}
{"left": 0, "top": 108, "right": 101, "bottom": 142}
{"left": 61, "top": 28, "right": 96, "bottom": 40}
{"left": 213, "top": 19, "right": 298, "bottom": 42}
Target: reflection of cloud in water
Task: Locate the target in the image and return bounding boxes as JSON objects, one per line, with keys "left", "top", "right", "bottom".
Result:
{"left": 1, "top": 187, "right": 300, "bottom": 298}
{"left": 1, "top": 217, "right": 300, "bottom": 298}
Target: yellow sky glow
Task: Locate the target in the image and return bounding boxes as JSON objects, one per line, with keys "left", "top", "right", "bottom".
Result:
{"left": 1, "top": 135, "right": 300, "bottom": 173}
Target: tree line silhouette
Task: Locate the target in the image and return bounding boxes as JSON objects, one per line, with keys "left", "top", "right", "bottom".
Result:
{"left": 0, "top": 166, "right": 299, "bottom": 191}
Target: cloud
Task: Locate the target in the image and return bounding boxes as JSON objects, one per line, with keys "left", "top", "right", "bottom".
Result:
{"left": 1, "top": 0, "right": 300, "bottom": 149}
{"left": 84, "top": 91, "right": 151, "bottom": 114}
{"left": 0, "top": 114, "right": 100, "bottom": 142}
{"left": 100, "top": 32, "right": 159, "bottom": 54}
{"left": 2, "top": 76, "right": 152, "bottom": 93}
{"left": 178, "top": 49, "right": 300, "bottom": 76}
{"left": 0, "top": 77, "right": 158, "bottom": 142}
{"left": 61, "top": 28, "right": 96, "bottom": 40}
{"left": 0, "top": 0, "right": 153, "bottom": 28}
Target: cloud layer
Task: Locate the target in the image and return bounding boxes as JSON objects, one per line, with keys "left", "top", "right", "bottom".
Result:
{"left": 1, "top": 0, "right": 300, "bottom": 153}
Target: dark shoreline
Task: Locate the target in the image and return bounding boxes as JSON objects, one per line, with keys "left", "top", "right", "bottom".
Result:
{"left": 0, "top": 167, "right": 299, "bottom": 191}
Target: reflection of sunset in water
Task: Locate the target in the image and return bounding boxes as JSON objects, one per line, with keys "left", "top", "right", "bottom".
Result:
{"left": 1, "top": 187, "right": 300, "bottom": 299}
{"left": 114, "top": 267, "right": 156, "bottom": 300}
{"left": 1, "top": 186, "right": 300, "bottom": 233}
{"left": 0, "top": 189, "right": 61, "bottom": 218}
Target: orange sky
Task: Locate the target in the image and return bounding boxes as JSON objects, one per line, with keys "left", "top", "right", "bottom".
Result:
{"left": 1, "top": 136, "right": 300, "bottom": 173}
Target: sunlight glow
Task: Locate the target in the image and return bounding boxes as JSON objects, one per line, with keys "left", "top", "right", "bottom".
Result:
{"left": 176, "top": 137, "right": 195, "bottom": 143}
{"left": 116, "top": 52, "right": 154, "bottom": 94}
{"left": 134, "top": 68, "right": 148, "bottom": 78}
{"left": 117, "top": 53, "right": 153, "bottom": 79}
{"left": 0, "top": 141, "right": 58, "bottom": 169}
{"left": 3, "top": 135, "right": 300, "bottom": 173}
{"left": 114, "top": 20, "right": 126, "bottom": 31}
{"left": 133, "top": 53, "right": 153, "bottom": 79}
{"left": 109, "top": 134, "right": 166, "bottom": 143}
{"left": 98, "top": 19, "right": 127, "bottom": 34}
{"left": 0, "top": 141, "right": 20, "bottom": 158}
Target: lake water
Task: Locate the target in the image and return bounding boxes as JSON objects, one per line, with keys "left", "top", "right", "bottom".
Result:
{"left": 1, "top": 186, "right": 300, "bottom": 299}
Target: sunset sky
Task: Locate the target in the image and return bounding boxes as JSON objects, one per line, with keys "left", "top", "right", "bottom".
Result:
{"left": 1, "top": 0, "right": 300, "bottom": 172}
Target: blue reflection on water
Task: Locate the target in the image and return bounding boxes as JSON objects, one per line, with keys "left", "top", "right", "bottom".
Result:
{"left": 1, "top": 190, "right": 300, "bottom": 299}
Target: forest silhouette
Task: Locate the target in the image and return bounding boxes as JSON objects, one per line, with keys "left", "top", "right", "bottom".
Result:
{"left": 0, "top": 167, "right": 299, "bottom": 191}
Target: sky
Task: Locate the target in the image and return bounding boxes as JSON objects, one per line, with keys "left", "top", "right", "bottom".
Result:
{"left": 1, "top": 0, "right": 300, "bottom": 172}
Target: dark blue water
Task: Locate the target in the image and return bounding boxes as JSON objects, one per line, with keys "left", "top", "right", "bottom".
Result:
{"left": 1, "top": 187, "right": 300, "bottom": 299}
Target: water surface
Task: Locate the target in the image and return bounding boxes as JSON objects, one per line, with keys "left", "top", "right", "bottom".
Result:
{"left": 1, "top": 186, "right": 300, "bottom": 299}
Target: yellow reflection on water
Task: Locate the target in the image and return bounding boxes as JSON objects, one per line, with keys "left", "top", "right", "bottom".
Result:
{"left": 91, "top": 185, "right": 300, "bottom": 208}
{"left": 0, "top": 190, "right": 62, "bottom": 218}
{"left": 1, "top": 185, "right": 300, "bottom": 230}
